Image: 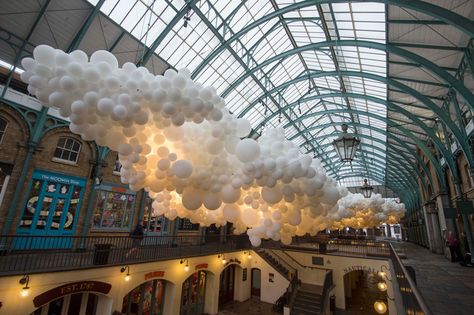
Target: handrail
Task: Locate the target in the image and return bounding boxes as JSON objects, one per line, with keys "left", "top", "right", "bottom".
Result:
{"left": 268, "top": 249, "right": 299, "bottom": 273}
{"left": 388, "top": 243, "right": 432, "bottom": 315}
{"left": 285, "top": 269, "right": 299, "bottom": 308}
{"left": 319, "top": 270, "right": 333, "bottom": 315}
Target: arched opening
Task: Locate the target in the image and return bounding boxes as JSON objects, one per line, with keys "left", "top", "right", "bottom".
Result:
{"left": 251, "top": 268, "right": 261, "bottom": 299}
{"left": 343, "top": 270, "right": 389, "bottom": 314}
{"left": 218, "top": 264, "right": 240, "bottom": 308}
{"left": 180, "top": 270, "right": 208, "bottom": 315}
{"left": 122, "top": 279, "right": 169, "bottom": 315}
{"left": 30, "top": 292, "right": 108, "bottom": 315}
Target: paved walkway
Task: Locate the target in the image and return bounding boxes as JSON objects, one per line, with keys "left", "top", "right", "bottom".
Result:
{"left": 214, "top": 298, "right": 279, "bottom": 315}
{"left": 400, "top": 242, "right": 474, "bottom": 315}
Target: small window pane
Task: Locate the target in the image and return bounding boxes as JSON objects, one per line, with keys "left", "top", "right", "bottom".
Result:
{"left": 53, "top": 137, "right": 81, "bottom": 163}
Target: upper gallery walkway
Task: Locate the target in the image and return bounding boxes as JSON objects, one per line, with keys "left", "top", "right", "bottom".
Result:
{"left": 397, "top": 242, "right": 474, "bottom": 315}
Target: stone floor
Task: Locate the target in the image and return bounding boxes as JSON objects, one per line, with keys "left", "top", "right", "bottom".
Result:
{"left": 214, "top": 298, "right": 280, "bottom": 315}
{"left": 400, "top": 242, "right": 474, "bottom": 315}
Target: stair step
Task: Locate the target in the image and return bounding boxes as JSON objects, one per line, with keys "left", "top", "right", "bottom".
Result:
{"left": 291, "top": 305, "right": 320, "bottom": 314}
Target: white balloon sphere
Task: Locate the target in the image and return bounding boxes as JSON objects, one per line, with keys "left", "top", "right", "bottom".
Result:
{"left": 171, "top": 160, "right": 193, "bottom": 179}
{"left": 235, "top": 139, "right": 260, "bottom": 163}
{"left": 222, "top": 205, "right": 239, "bottom": 223}
{"left": 90, "top": 50, "right": 118, "bottom": 69}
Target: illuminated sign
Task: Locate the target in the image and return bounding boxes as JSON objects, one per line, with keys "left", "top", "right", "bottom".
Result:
{"left": 33, "top": 281, "right": 111, "bottom": 307}
{"left": 144, "top": 271, "right": 165, "bottom": 280}
{"left": 195, "top": 263, "right": 208, "bottom": 270}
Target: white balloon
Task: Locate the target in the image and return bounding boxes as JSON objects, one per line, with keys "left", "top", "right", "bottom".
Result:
{"left": 171, "top": 160, "right": 193, "bottom": 178}
{"left": 235, "top": 138, "right": 260, "bottom": 163}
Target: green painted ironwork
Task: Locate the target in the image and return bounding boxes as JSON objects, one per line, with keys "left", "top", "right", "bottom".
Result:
{"left": 192, "top": 0, "right": 474, "bottom": 78}
{"left": 220, "top": 40, "right": 474, "bottom": 109}
{"left": 66, "top": 0, "right": 106, "bottom": 53}
{"left": 289, "top": 120, "right": 446, "bottom": 190}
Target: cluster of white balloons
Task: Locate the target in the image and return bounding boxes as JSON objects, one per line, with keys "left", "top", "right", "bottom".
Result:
{"left": 22, "top": 45, "right": 348, "bottom": 246}
{"left": 330, "top": 193, "right": 406, "bottom": 229}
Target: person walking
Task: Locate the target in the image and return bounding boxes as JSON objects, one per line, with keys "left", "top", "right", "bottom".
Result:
{"left": 126, "top": 220, "right": 144, "bottom": 259}
{"left": 447, "top": 231, "right": 461, "bottom": 262}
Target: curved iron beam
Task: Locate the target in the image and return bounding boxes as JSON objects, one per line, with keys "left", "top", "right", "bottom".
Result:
{"left": 283, "top": 105, "right": 455, "bottom": 176}
{"left": 238, "top": 70, "right": 471, "bottom": 167}
{"left": 320, "top": 141, "right": 430, "bottom": 193}
{"left": 220, "top": 40, "right": 474, "bottom": 109}
{"left": 192, "top": 0, "right": 474, "bottom": 77}
{"left": 335, "top": 172, "right": 417, "bottom": 208}
{"left": 289, "top": 120, "right": 446, "bottom": 190}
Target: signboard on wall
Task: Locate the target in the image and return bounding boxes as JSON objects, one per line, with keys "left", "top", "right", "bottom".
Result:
{"left": 144, "top": 271, "right": 165, "bottom": 280}
{"left": 33, "top": 281, "right": 111, "bottom": 307}
{"left": 269, "top": 273, "right": 274, "bottom": 283}
{"left": 312, "top": 256, "right": 324, "bottom": 266}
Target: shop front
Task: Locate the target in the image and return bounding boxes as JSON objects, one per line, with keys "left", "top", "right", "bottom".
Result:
{"left": 218, "top": 265, "right": 235, "bottom": 307}
{"left": 180, "top": 270, "right": 207, "bottom": 315}
{"left": 16, "top": 170, "right": 86, "bottom": 249}
{"left": 122, "top": 279, "right": 166, "bottom": 315}
{"left": 30, "top": 280, "right": 111, "bottom": 315}
{"left": 142, "top": 195, "right": 171, "bottom": 246}
{"left": 92, "top": 183, "right": 136, "bottom": 231}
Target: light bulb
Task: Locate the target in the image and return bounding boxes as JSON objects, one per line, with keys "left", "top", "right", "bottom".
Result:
{"left": 184, "top": 265, "right": 189, "bottom": 272}
{"left": 20, "top": 287, "right": 30, "bottom": 297}
{"left": 222, "top": 259, "right": 226, "bottom": 265}
{"left": 377, "top": 282, "right": 387, "bottom": 292}
{"left": 125, "top": 275, "right": 130, "bottom": 281}
{"left": 248, "top": 254, "right": 252, "bottom": 259}
{"left": 378, "top": 271, "right": 387, "bottom": 278}
{"left": 374, "top": 301, "right": 387, "bottom": 314}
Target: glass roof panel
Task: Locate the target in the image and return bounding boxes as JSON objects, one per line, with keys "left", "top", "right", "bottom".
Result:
{"left": 86, "top": 0, "right": 389, "bottom": 188}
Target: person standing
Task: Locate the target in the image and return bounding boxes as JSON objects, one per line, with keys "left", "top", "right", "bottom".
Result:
{"left": 126, "top": 220, "right": 144, "bottom": 259}
{"left": 447, "top": 231, "right": 461, "bottom": 262}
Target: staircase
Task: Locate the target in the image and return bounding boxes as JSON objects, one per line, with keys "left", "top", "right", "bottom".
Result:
{"left": 256, "top": 249, "right": 291, "bottom": 280}
{"left": 291, "top": 283, "right": 323, "bottom": 315}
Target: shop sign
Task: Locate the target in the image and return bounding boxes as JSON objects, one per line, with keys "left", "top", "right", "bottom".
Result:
{"left": 343, "top": 265, "right": 378, "bottom": 274}
{"left": 144, "top": 271, "right": 165, "bottom": 280}
{"left": 195, "top": 263, "right": 208, "bottom": 270}
{"left": 33, "top": 281, "right": 111, "bottom": 307}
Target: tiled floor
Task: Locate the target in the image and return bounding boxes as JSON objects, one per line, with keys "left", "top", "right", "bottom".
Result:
{"left": 215, "top": 298, "right": 280, "bottom": 315}
{"left": 400, "top": 242, "right": 474, "bottom": 315}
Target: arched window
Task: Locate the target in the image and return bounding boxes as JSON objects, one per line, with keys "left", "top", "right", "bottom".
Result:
{"left": 0, "top": 117, "right": 7, "bottom": 144}
{"left": 53, "top": 137, "right": 81, "bottom": 164}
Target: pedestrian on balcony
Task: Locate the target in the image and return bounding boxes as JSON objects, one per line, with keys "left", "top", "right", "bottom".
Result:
{"left": 126, "top": 220, "right": 144, "bottom": 259}
{"left": 447, "top": 231, "right": 461, "bottom": 262}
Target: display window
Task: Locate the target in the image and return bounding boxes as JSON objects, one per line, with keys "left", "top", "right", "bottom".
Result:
{"left": 177, "top": 218, "right": 199, "bottom": 231}
{"left": 92, "top": 184, "right": 136, "bottom": 230}
{"left": 16, "top": 170, "right": 86, "bottom": 247}
{"left": 122, "top": 279, "right": 166, "bottom": 315}
{"left": 143, "top": 195, "right": 169, "bottom": 235}
{"left": 31, "top": 292, "right": 98, "bottom": 315}
{"left": 180, "top": 271, "right": 207, "bottom": 315}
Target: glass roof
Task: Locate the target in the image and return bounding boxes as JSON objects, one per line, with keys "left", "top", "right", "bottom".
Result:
{"left": 89, "top": 0, "right": 389, "bottom": 188}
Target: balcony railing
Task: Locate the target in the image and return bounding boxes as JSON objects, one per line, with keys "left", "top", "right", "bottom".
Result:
{"left": 261, "top": 237, "right": 390, "bottom": 258}
{"left": 0, "top": 234, "right": 250, "bottom": 275}
{"left": 389, "top": 243, "right": 432, "bottom": 315}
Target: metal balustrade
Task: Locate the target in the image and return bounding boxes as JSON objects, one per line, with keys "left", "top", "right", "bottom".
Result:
{"left": 388, "top": 243, "right": 432, "bottom": 315}
{"left": 0, "top": 234, "right": 250, "bottom": 275}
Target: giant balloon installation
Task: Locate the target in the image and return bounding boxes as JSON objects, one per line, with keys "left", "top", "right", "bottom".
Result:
{"left": 331, "top": 193, "right": 406, "bottom": 230}
{"left": 20, "top": 45, "right": 403, "bottom": 246}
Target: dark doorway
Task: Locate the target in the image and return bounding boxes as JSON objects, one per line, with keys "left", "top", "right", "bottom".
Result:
{"left": 219, "top": 265, "right": 236, "bottom": 307}
{"left": 251, "top": 268, "right": 261, "bottom": 298}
